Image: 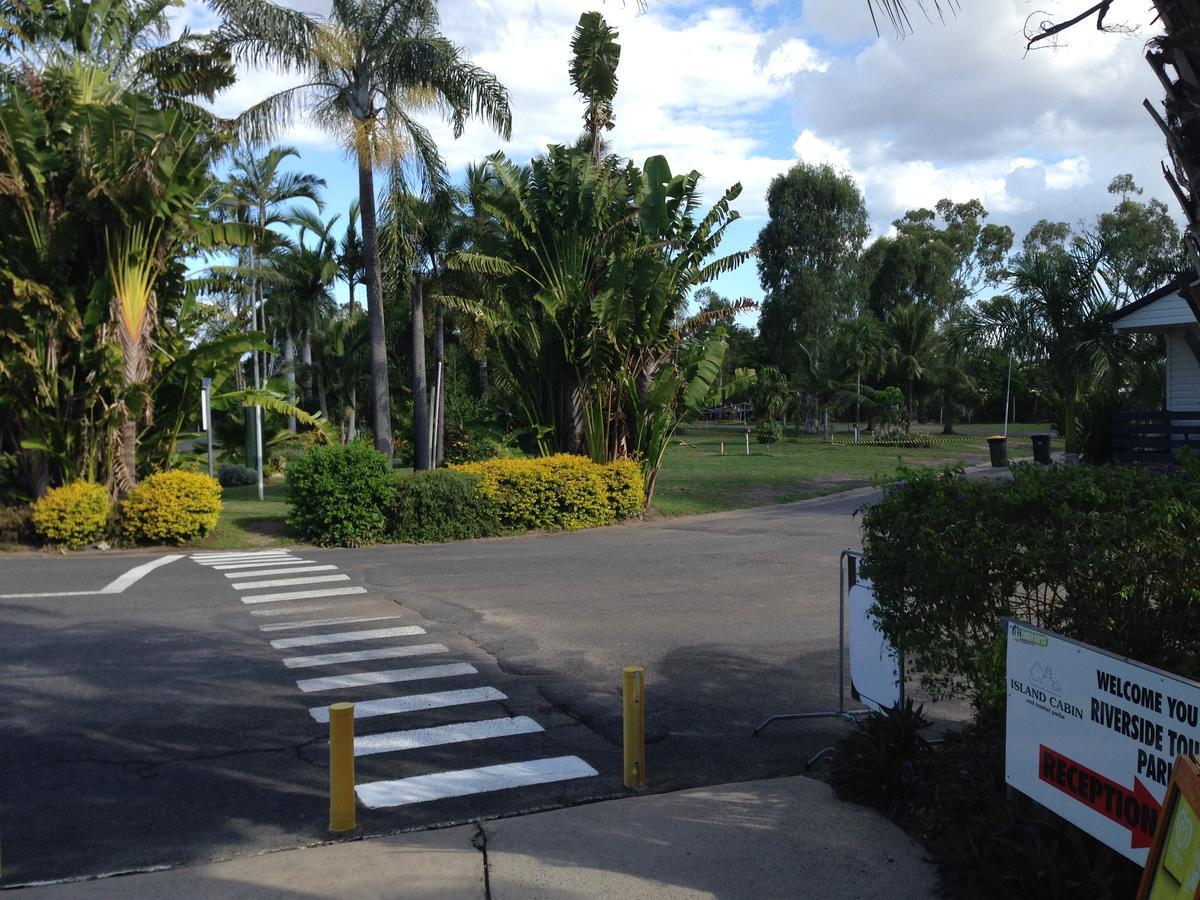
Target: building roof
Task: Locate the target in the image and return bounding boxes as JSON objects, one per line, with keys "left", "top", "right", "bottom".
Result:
{"left": 1110, "top": 271, "right": 1199, "bottom": 331}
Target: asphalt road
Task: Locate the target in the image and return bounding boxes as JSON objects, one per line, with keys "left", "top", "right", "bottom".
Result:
{"left": 0, "top": 487, "right": 882, "bottom": 886}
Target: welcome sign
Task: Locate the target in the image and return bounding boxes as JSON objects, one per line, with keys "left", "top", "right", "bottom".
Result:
{"left": 1005, "top": 621, "right": 1200, "bottom": 865}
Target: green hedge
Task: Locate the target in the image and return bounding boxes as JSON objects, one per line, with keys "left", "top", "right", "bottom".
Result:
{"left": 389, "top": 470, "right": 502, "bottom": 543}
{"left": 286, "top": 442, "right": 395, "bottom": 547}
{"left": 285, "top": 448, "right": 645, "bottom": 547}
{"left": 861, "top": 460, "right": 1200, "bottom": 709}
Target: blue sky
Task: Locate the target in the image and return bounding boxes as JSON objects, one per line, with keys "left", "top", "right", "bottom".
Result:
{"left": 185, "top": 0, "right": 1176, "bottom": 316}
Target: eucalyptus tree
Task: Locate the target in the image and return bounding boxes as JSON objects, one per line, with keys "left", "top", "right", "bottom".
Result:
{"left": 756, "top": 162, "right": 869, "bottom": 375}
{"left": 213, "top": 0, "right": 513, "bottom": 463}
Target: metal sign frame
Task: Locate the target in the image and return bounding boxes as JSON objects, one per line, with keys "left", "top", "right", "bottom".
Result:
{"left": 754, "top": 549, "right": 901, "bottom": 763}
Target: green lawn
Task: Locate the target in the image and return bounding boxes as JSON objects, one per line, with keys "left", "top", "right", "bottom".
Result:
{"left": 192, "top": 481, "right": 292, "bottom": 550}
{"left": 651, "top": 430, "right": 1010, "bottom": 517}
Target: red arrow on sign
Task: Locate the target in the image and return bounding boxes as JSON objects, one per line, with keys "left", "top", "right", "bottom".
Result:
{"left": 1039, "top": 744, "right": 1162, "bottom": 849}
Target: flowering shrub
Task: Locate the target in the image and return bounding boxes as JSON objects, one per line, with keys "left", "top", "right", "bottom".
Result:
{"left": 31, "top": 481, "right": 110, "bottom": 547}
{"left": 602, "top": 458, "right": 645, "bottom": 518}
{"left": 120, "top": 471, "right": 222, "bottom": 544}
{"left": 455, "top": 454, "right": 642, "bottom": 531}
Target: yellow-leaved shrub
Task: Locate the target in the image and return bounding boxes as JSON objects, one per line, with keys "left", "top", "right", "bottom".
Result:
{"left": 31, "top": 481, "right": 110, "bottom": 548}
{"left": 455, "top": 454, "right": 644, "bottom": 532}
{"left": 603, "top": 458, "right": 646, "bottom": 519}
{"left": 121, "top": 471, "right": 222, "bottom": 544}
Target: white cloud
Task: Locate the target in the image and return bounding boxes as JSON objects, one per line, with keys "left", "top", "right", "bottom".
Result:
{"left": 191, "top": 0, "right": 1185, "bottom": 304}
{"left": 789, "top": 0, "right": 1174, "bottom": 240}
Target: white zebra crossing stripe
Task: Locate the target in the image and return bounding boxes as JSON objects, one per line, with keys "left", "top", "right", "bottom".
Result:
{"left": 295, "top": 662, "right": 476, "bottom": 693}
{"left": 308, "top": 687, "right": 506, "bottom": 722}
{"left": 282, "top": 643, "right": 448, "bottom": 669}
{"left": 269, "top": 625, "right": 425, "bottom": 649}
{"left": 194, "top": 553, "right": 294, "bottom": 565}
{"left": 241, "top": 587, "right": 368, "bottom": 604}
{"left": 192, "top": 550, "right": 293, "bottom": 560}
{"left": 355, "top": 756, "right": 598, "bottom": 808}
{"left": 225, "top": 565, "right": 339, "bottom": 579}
{"left": 353, "top": 716, "right": 545, "bottom": 757}
{"left": 194, "top": 554, "right": 295, "bottom": 561}
{"left": 259, "top": 614, "right": 403, "bottom": 632}
{"left": 231, "top": 574, "right": 350, "bottom": 590}
{"left": 250, "top": 602, "right": 363, "bottom": 617}
{"left": 212, "top": 559, "right": 310, "bottom": 570}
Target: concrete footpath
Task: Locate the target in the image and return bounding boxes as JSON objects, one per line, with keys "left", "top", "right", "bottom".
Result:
{"left": 17, "top": 776, "right": 935, "bottom": 898}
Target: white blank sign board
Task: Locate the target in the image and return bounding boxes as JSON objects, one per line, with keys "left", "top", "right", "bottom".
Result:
{"left": 848, "top": 575, "right": 902, "bottom": 712}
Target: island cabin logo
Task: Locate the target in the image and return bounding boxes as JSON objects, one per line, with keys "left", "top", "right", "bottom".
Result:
{"left": 1011, "top": 623, "right": 1049, "bottom": 648}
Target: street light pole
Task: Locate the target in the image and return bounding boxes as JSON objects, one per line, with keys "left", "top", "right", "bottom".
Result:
{"left": 1003, "top": 352, "right": 1013, "bottom": 438}
{"left": 202, "top": 377, "right": 214, "bottom": 479}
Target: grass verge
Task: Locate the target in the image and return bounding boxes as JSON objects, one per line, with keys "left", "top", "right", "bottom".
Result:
{"left": 651, "top": 430, "right": 1006, "bottom": 517}
{"left": 191, "top": 481, "right": 291, "bottom": 550}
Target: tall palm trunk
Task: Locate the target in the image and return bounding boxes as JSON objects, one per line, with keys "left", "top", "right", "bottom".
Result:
{"left": 434, "top": 302, "right": 446, "bottom": 467}
{"left": 412, "top": 277, "right": 431, "bottom": 470}
{"left": 906, "top": 375, "right": 914, "bottom": 434}
{"left": 347, "top": 386, "right": 357, "bottom": 443}
{"left": 300, "top": 333, "right": 313, "bottom": 405}
{"left": 479, "top": 355, "right": 489, "bottom": 395}
{"left": 941, "top": 385, "right": 955, "bottom": 435}
{"left": 284, "top": 329, "right": 297, "bottom": 433}
{"left": 357, "top": 151, "right": 393, "bottom": 462}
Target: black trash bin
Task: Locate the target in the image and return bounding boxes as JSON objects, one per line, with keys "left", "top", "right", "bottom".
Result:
{"left": 987, "top": 435, "right": 1008, "bottom": 468}
{"left": 1031, "top": 433, "right": 1052, "bottom": 465}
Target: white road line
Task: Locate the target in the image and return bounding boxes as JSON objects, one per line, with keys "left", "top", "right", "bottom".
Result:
{"left": 193, "top": 549, "right": 292, "bottom": 559}
{"left": 309, "top": 687, "right": 506, "bottom": 722}
{"left": 231, "top": 574, "right": 350, "bottom": 590}
{"left": 0, "top": 555, "right": 184, "bottom": 599}
{"left": 269, "top": 625, "right": 425, "bottom": 649}
{"left": 296, "top": 662, "right": 476, "bottom": 693}
{"left": 355, "top": 756, "right": 598, "bottom": 808}
{"left": 260, "top": 615, "right": 402, "bottom": 632}
{"left": 250, "top": 602, "right": 355, "bottom": 618}
{"left": 211, "top": 558, "right": 309, "bottom": 570}
{"left": 282, "top": 644, "right": 448, "bottom": 669}
{"left": 352, "top": 717, "right": 544, "bottom": 757}
{"left": 225, "top": 565, "right": 338, "bottom": 579}
{"left": 241, "top": 587, "right": 367, "bottom": 605}
{"left": 194, "top": 553, "right": 294, "bottom": 565}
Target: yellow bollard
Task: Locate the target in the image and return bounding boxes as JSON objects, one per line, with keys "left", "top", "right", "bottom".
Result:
{"left": 328, "top": 702, "right": 356, "bottom": 834}
{"left": 623, "top": 666, "right": 646, "bottom": 788}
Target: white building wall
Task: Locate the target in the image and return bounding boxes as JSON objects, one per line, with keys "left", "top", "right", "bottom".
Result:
{"left": 1167, "top": 328, "right": 1200, "bottom": 412}
{"left": 1117, "top": 293, "right": 1196, "bottom": 331}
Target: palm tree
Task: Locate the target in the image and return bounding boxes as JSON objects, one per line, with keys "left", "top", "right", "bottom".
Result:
{"left": 225, "top": 145, "right": 324, "bottom": 495}
{"left": 887, "top": 303, "right": 938, "bottom": 432}
{"left": 835, "top": 315, "right": 890, "bottom": 438}
{"left": 338, "top": 200, "right": 365, "bottom": 315}
{"left": 266, "top": 209, "right": 340, "bottom": 432}
{"left": 954, "top": 240, "right": 1116, "bottom": 453}
{"left": 569, "top": 11, "right": 620, "bottom": 163}
{"left": 213, "top": 0, "right": 513, "bottom": 463}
